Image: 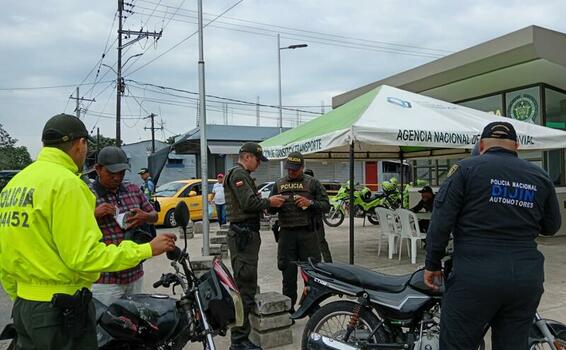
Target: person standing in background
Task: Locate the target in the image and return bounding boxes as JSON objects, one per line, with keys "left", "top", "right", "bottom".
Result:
{"left": 211, "top": 173, "right": 227, "bottom": 227}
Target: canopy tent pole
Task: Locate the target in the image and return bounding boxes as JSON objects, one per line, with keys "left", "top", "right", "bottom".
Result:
{"left": 349, "top": 141, "right": 355, "bottom": 264}
{"left": 400, "top": 152, "right": 404, "bottom": 208}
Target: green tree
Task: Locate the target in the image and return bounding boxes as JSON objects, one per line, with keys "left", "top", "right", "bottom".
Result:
{"left": 87, "top": 134, "right": 117, "bottom": 151}
{"left": 0, "top": 124, "right": 32, "bottom": 170}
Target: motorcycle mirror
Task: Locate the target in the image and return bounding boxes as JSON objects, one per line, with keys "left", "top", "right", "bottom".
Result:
{"left": 174, "top": 202, "right": 190, "bottom": 232}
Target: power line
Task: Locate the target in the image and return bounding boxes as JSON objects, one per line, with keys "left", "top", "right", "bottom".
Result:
{"left": 124, "top": 0, "right": 245, "bottom": 76}
{"left": 126, "top": 79, "right": 323, "bottom": 115}
{"left": 136, "top": 0, "right": 452, "bottom": 54}
{"left": 0, "top": 80, "right": 114, "bottom": 91}
{"left": 122, "top": 0, "right": 188, "bottom": 76}
{"left": 131, "top": 4, "right": 448, "bottom": 58}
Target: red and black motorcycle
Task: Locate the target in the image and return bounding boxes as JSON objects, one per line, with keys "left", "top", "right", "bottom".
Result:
{"left": 1, "top": 202, "right": 243, "bottom": 350}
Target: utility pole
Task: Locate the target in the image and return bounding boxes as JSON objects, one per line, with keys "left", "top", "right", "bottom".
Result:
{"left": 197, "top": 0, "right": 211, "bottom": 258}
{"left": 115, "top": 0, "right": 162, "bottom": 147}
{"left": 69, "top": 87, "right": 95, "bottom": 118}
{"left": 256, "top": 96, "right": 260, "bottom": 126}
{"left": 116, "top": 0, "right": 123, "bottom": 146}
{"left": 144, "top": 113, "right": 163, "bottom": 153}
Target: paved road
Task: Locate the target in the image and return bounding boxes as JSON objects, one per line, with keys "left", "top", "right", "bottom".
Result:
{"left": 1, "top": 221, "right": 565, "bottom": 349}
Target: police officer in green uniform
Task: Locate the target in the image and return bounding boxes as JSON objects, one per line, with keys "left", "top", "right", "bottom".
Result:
{"left": 304, "top": 168, "right": 332, "bottom": 263}
{"left": 0, "top": 114, "right": 177, "bottom": 350}
{"left": 269, "top": 152, "right": 330, "bottom": 310}
{"left": 224, "top": 142, "right": 285, "bottom": 350}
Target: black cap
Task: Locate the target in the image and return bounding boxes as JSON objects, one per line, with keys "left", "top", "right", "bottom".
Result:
{"left": 285, "top": 151, "right": 304, "bottom": 170}
{"left": 480, "top": 122, "right": 517, "bottom": 142}
{"left": 239, "top": 142, "right": 268, "bottom": 161}
{"left": 97, "top": 146, "right": 131, "bottom": 173}
{"left": 138, "top": 167, "right": 149, "bottom": 175}
{"left": 304, "top": 169, "right": 314, "bottom": 177}
{"left": 42, "top": 113, "right": 94, "bottom": 145}
{"left": 418, "top": 186, "right": 433, "bottom": 194}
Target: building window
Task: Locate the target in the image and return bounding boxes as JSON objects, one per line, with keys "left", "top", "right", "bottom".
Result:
{"left": 544, "top": 87, "right": 566, "bottom": 185}
{"left": 166, "top": 158, "right": 184, "bottom": 168}
{"left": 545, "top": 87, "right": 566, "bottom": 129}
{"left": 505, "top": 86, "right": 541, "bottom": 125}
{"left": 460, "top": 94, "right": 504, "bottom": 115}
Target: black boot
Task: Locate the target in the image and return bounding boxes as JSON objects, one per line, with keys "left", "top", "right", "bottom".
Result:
{"left": 230, "top": 339, "right": 263, "bottom": 350}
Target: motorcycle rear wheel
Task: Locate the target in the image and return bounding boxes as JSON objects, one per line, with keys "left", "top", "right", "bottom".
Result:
{"left": 323, "top": 208, "right": 345, "bottom": 227}
{"left": 367, "top": 209, "right": 380, "bottom": 225}
{"left": 301, "top": 300, "right": 389, "bottom": 350}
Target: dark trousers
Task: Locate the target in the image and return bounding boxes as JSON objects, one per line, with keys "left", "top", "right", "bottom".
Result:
{"left": 316, "top": 221, "right": 332, "bottom": 263}
{"left": 227, "top": 228, "right": 261, "bottom": 344}
{"left": 12, "top": 297, "right": 97, "bottom": 350}
{"left": 440, "top": 244, "right": 544, "bottom": 350}
{"left": 278, "top": 227, "right": 321, "bottom": 306}
{"left": 215, "top": 204, "right": 226, "bottom": 226}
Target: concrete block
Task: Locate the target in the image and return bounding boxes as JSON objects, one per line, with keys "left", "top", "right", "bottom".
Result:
{"left": 190, "top": 255, "right": 215, "bottom": 271}
{"left": 193, "top": 221, "right": 203, "bottom": 234}
{"left": 249, "top": 312, "right": 292, "bottom": 332}
{"left": 210, "top": 235, "right": 227, "bottom": 245}
{"left": 253, "top": 292, "right": 291, "bottom": 316}
{"left": 216, "top": 229, "right": 229, "bottom": 236}
{"left": 207, "top": 243, "right": 223, "bottom": 257}
{"left": 249, "top": 327, "right": 293, "bottom": 349}
{"left": 178, "top": 226, "right": 194, "bottom": 239}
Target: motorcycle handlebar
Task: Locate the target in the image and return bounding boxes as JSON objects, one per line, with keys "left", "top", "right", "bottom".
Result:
{"left": 167, "top": 247, "right": 183, "bottom": 261}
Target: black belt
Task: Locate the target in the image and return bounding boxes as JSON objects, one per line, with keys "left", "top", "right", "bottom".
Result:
{"left": 280, "top": 225, "right": 310, "bottom": 231}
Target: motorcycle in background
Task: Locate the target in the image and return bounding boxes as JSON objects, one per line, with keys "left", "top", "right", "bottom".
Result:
{"left": 323, "top": 179, "right": 410, "bottom": 227}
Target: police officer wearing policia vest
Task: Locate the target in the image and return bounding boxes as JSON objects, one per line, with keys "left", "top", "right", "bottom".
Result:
{"left": 269, "top": 152, "right": 330, "bottom": 310}
{"left": 224, "top": 142, "right": 286, "bottom": 350}
{"left": 424, "top": 121, "right": 561, "bottom": 350}
{"left": 0, "top": 114, "right": 176, "bottom": 350}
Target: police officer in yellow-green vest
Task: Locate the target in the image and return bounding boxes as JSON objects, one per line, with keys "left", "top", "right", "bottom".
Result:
{"left": 0, "top": 114, "right": 177, "bottom": 350}
{"left": 269, "top": 152, "right": 330, "bottom": 311}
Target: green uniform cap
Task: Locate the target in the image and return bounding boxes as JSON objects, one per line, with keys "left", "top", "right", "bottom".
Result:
{"left": 239, "top": 142, "right": 268, "bottom": 161}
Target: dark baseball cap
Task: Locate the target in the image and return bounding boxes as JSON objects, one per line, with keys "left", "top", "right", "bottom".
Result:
{"left": 418, "top": 186, "right": 433, "bottom": 194}
{"left": 239, "top": 142, "right": 268, "bottom": 161}
{"left": 42, "top": 113, "right": 94, "bottom": 145}
{"left": 285, "top": 151, "right": 304, "bottom": 170}
{"left": 480, "top": 122, "right": 517, "bottom": 142}
{"left": 138, "top": 167, "right": 149, "bottom": 175}
{"left": 97, "top": 146, "right": 131, "bottom": 173}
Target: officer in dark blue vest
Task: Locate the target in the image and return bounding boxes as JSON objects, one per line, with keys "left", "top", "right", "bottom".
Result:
{"left": 424, "top": 121, "right": 561, "bottom": 350}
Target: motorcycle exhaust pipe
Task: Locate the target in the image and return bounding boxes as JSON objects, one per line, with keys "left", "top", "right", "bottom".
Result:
{"left": 307, "top": 332, "right": 360, "bottom": 350}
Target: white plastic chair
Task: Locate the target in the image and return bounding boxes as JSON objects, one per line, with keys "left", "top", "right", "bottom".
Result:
{"left": 375, "top": 207, "right": 400, "bottom": 259}
{"left": 396, "top": 209, "right": 427, "bottom": 264}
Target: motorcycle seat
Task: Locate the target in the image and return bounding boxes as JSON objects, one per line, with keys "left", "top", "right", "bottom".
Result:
{"left": 316, "top": 262, "right": 410, "bottom": 293}
{"left": 362, "top": 194, "right": 382, "bottom": 203}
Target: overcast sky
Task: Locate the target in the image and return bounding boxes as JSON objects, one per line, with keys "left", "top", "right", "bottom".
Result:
{"left": 1, "top": 0, "right": 565, "bottom": 157}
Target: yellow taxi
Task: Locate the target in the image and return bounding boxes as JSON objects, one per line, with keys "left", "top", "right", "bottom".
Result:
{"left": 153, "top": 179, "right": 218, "bottom": 227}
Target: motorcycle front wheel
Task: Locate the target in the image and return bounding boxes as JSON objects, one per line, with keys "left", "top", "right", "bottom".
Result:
{"left": 301, "top": 300, "right": 389, "bottom": 350}
{"left": 323, "top": 208, "right": 345, "bottom": 227}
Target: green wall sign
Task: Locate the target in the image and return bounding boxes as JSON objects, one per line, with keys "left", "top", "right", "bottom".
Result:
{"left": 507, "top": 94, "right": 538, "bottom": 123}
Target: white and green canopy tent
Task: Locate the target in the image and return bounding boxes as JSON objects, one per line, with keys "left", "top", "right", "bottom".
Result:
{"left": 260, "top": 85, "right": 566, "bottom": 263}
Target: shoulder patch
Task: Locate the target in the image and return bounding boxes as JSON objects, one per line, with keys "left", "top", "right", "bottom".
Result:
{"left": 236, "top": 180, "right": 244, "bottom": 187}
{"left": 447, "top": 164, "right": 460, "bottom": 178}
